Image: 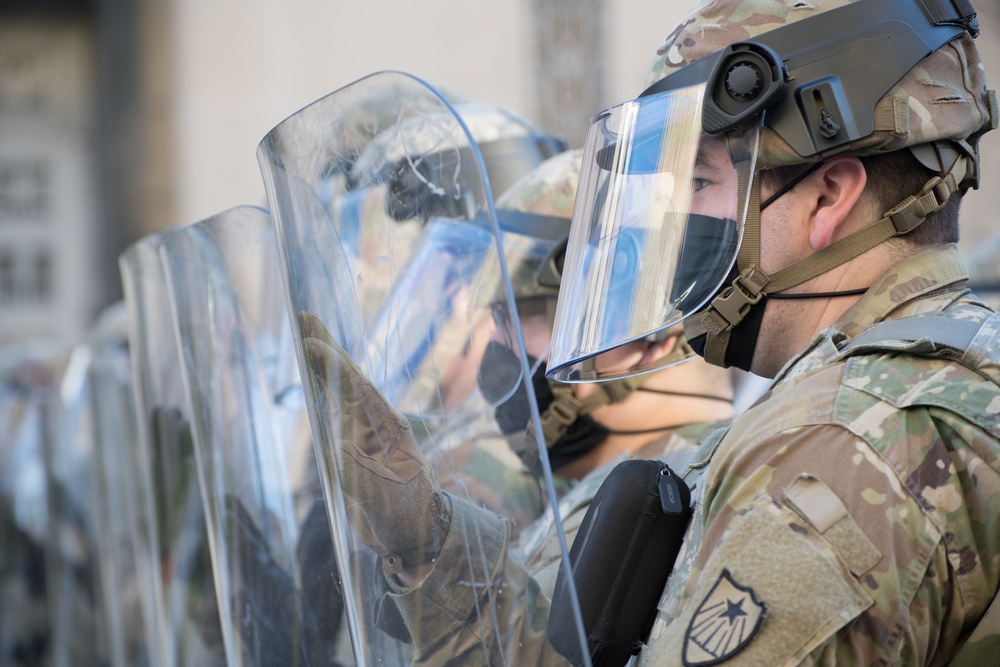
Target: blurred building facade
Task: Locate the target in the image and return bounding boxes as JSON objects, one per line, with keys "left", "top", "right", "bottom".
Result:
{"left": 0, "top": 0, "right": 171, "bottom": 346}
{"left": 0, "top": 0, "right": 997, "bottom": 347}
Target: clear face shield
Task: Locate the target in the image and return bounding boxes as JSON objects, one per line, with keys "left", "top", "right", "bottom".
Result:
{"left": 158, "top": 206, "right": 345, "bottom": 666}
{"left": 547, "top": 83, "right": 761, "bottom": 381}
{"left": 258, "top": 71, "right": 587, "bottom": 666}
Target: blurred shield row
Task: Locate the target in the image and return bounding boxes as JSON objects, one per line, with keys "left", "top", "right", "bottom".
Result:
{"left": 2, "top": 71, "right": 587, "bottom": 666}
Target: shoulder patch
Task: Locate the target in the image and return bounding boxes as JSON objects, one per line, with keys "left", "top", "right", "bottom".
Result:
{"left": 683, "top": 568, "right": 767, "bottom": 666}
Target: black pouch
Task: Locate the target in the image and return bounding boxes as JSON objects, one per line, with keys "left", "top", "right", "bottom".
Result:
{"left": 547, "top": 459, "right": 692, "bottom": 667}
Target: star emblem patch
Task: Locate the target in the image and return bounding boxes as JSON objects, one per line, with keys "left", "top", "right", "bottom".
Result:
{"left": 683, "top": 568, "right": 767, "bottom": 666}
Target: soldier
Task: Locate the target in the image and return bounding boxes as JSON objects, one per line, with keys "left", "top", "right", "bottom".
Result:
{"left": 542, "top": 0, "right": 999, "bottom": 664}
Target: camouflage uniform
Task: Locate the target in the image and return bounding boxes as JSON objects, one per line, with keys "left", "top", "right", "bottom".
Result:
{"left": 637, "top": 244, "right": 1000, "bottom": 665}
{"left": 615, "top": 2, "right": 999, "bottom": 663}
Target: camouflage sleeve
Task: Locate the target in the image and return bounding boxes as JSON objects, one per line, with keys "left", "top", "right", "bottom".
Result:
{"left": 641, "top": 424, "right": 950, "bottom": 667}
{"left": 377, "top": 496, "right": 572, "bottom": 666}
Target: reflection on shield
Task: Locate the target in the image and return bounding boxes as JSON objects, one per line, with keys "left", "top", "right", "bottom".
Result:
{"left": 683, "top": 568, "right": 766, "bottom": 666}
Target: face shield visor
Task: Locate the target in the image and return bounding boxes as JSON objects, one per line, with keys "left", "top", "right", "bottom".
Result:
{"left": 547, "top": 83, "right": 760, "bottom": 381}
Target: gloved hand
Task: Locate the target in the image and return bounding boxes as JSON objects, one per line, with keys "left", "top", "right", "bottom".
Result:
{"left": 299, "top": 312, "right": 452, "bottom": 576}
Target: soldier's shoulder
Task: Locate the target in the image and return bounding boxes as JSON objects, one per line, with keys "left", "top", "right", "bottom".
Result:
{"left": 838, "top": 342, "right": 1000, "bottom": 420}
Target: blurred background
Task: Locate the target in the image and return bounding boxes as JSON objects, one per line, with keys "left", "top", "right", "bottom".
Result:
{"left": 0, "top": 0, "right": 998, "bottom": 347}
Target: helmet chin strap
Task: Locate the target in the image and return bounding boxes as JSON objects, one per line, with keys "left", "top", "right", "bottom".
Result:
{"left": 538, "top": 334, "right": 696, "bottom": 446}
{"left": 686, "top": 149, "right": 973, "bottom": 368}
{"left": 539, "top": 377, "right": 732, "bottom": 444}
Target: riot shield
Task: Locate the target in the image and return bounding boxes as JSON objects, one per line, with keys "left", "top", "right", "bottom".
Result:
{"left": 120, "top": 232, "right": 226, "bottom": 667}
{"left": 259, "top": 71, "right": 588, "bottom": 666}
{"left": 82, "top": 303, "right": 160, "bottom": 667}
{"left": 47, "top": 337, "right": 114, "bottom": 667}
{"left": 0, "top": 340, "right": 63, "bottom": 667}
{"left": 159, "top": 206, "right": 346, "bottom": 666}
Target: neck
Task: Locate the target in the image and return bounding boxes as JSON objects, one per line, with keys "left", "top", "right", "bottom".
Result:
{"left": 554, "top": 388, "right": 734, "bottom": 480}
{"left": 752, "top": 249, "right": 893, "bottom": 376}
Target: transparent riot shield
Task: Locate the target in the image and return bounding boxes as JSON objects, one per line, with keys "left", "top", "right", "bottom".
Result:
{"left": 0, "top": 341, "right": 63, "bottom": 667}
{"left": 120, "top": 232, "right": 226, "bottom": 667}
{"left": 47, "top": 340, "right": 113, "bottom": 667}
{"left": 259, "top": 71, "right": 588, "bottom": 666}
{"left": 159, "top": 205, "right": 346, "bottom": 666}
{"left": 83, "top": 303, "right": 160, "bottom": 667}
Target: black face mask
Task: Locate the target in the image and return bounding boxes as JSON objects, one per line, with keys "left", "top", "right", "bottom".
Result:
{"left": 478, "top": 339, "right": 538, "bottom": 435}
{"left": 478, "top": 340, "right": 609, "bottom": 470}
{"left": 530, "top": 365, "right": 610, "bottom": 471}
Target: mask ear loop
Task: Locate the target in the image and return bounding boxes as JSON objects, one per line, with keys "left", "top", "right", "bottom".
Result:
{"left": 686, "top": 158, "right": 822, "bottom": 366}
{"left": 757, "top": 161, "right": 873, "bottom": 301}
{"left": 694, "top": 158, "right": 850, "bottom": 362}
{"left": 696, "top": 158, "right": 761, "bottom": 367}
{"left": 759, "top": 162, "right": 824, "bottom": 212}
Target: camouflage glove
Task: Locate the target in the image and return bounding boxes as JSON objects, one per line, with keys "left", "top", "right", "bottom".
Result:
{"left": 299, "top": 312, "right": 452, "bottom": 575}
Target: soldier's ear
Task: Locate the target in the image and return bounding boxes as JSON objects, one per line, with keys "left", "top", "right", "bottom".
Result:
{"left": 637, "top": 332, "right": 678, "bottom": 368}
{"left": 804, "top": 156, "right": 867, "bottom": 251}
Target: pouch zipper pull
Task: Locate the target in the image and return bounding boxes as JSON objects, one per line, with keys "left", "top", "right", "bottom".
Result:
{"left": 659, "top": 465, "right": 685, "bottom": 515}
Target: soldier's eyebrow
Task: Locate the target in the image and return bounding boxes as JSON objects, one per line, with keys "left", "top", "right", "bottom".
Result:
{"left": 694, "top": 147, "right": 721, "bottom": 172}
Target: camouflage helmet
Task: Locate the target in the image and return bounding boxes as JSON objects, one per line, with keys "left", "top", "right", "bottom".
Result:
{"left": 646, "top": 0, "right": 997, "bottom": 170}
{"left": 351, "top": 99, "right": 569, "bottom": 222}
{"left": 494, "top": 149, "right": 581, "bottom": 304}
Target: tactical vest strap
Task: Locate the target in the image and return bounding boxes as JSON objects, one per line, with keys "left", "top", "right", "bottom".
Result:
{"left": 839, "top": 314, "right": 984, "bottom": 356}
{"left": 836, "top": 311, "right": 1000, "bottom": 388}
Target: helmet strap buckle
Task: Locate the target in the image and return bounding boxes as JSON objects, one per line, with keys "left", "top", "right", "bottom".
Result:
{"left": 886, "top": 158, "right": 966, "bottom": 234}
{"left": 710, "top": 268, "right": 768, "bottom": 330}
{"left": 541, "top": 393, "right": 583, "bottom": 445}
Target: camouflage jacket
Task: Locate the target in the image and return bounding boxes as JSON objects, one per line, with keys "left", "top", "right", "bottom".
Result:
{"left": 378, "top": 421, "right": 716, "bottom": 665}
{"left": 642, "top": 244, "right": 1000, "bottom": 666}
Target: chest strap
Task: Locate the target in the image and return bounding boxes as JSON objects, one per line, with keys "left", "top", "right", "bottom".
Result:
{"left": 836, "top": 311, "right": 1000, "bottom": 383}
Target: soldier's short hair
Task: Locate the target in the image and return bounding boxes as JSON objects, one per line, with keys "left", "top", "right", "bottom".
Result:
{"left": 760, "top": 149, "right": 961, "bottom": 247}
